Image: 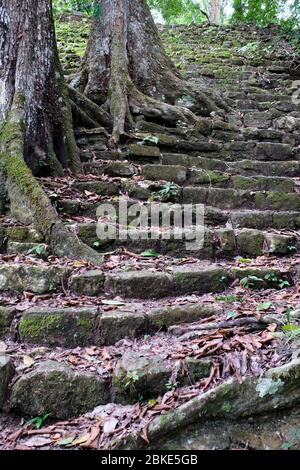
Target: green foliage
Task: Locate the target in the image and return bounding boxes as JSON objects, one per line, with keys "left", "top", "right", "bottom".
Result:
{"left": 125, "top": 370, "right": 140, "bottom": 389}
{"left": 53, "top": 0, "right": 92, "bottom": 14}
{"left": 25, "top": 414, "right": 50, "bottom": 430}
{"left": 232, "top": 0, "right": 281, "bottom": 26}
{"left": 240, "top": 275, "right": 263, "bottom": 289}
{"left": 148, "top": 0, "right": 208, "bottom": 24}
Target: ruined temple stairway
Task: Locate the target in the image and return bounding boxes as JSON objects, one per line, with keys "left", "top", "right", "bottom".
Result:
{"left": 1, "top": 21, "right": 300, "bottom": 450}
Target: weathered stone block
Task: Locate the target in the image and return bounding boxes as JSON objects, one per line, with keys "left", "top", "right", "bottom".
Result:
{"left": 69, "top": 270, "right": 105, "bottom": 296}
{"left": 113, "top": 352, "right": 172, "bottom": 404}
{"left": 11, "top": 360, "right": 110, "bottom": 419}
{"left": 18, "top": 307, "right": 100, "bottom": 347}
{"left": 0, "top": 354, "right": 15, "bottom": 409}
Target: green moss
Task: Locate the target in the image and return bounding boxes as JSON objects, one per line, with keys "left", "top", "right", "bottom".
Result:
{"left": 76, "top": 318, "right": 91, "bottom": 328}
{"left": 221, "top": 402, "right": 233, "bottom": 414}
{"left": 19, "top": 314, "right": 63, "bottom": 339}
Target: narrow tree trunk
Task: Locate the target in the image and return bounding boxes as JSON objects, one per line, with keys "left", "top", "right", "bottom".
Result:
{"left": 209, "top": 0, "right": 221, "bottom": 25}
{"left": 0, "top": 0, "right": 102, "bottom": 263}
{"left": 80, "top": 0, "right": 222, "bottom": 143}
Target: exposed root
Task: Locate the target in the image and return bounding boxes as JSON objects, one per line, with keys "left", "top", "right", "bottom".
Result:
{"left": 0, "top": 97, "right": 103, "bottom": 265}
{"left": 68, "top": 86, "right": 112, "bottom": 130}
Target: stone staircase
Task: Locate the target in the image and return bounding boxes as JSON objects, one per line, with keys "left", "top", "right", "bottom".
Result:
{"left": 1, "top": 22, "right": 300, "bottom": 450}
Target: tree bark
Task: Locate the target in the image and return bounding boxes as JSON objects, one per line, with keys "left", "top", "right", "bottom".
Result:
{"left": 0, "top": 0, "right": 81, "bottom": 176}
{"left": 0, "top": 0, "right": 102, "bottom": 263}
{"left": 80, "top": 0, "right": 222, "bottom": 143}
{"left": 209, "top": 0, "right": 221, "bottom": 25}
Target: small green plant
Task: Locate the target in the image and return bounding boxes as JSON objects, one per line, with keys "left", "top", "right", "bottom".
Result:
{"left": 240, "top": 275, "right": 263, "bottom": 289}
{"left": 264, "top": 272, "right": 278, "bottom": 283}
{"left": 278, "top": 279, "right": 290, "bottom": 289}
{"left": 287, "top": 245, "right": 297, "bottom": 253}
{"left": 156, "top": 182, "right": 180, "bottom": 202}
{"left": 165, "top": 380, "right": 178, "bottom": 391}
{"left": 27, "top": 244, "right": 47, "bottom": 257}
{"left": 257, "top": 302, "right": 273, "bottom": 312}
{"left": 264, "top": 272, "right": 290, "bottom": 289}
{"left": 219, "top": 275, "right": 228, "bottom": 284}
{"left": 140, "top": 249, "right": 160, "bottom": 257}
{"left": 125, "top": 370, "right": 140, "bottom": 389}
{"left": 141, "top": 135, "right": 159, "bottom": 145}
{"left": 25, "top": 413, "right": 50, "bottom": 430}
{"left": 226, "top": 311, "right": 238, "bottom": 319}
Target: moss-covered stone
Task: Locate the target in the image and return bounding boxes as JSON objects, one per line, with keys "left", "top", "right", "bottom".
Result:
{"left": 6, "top": 242, "right": 49, "bottom": 256}
{"left": 186, "top": 358, "right": 212, "bottom": 382}
{"left": 265, "top": 234, "right": 295, "bottom": 255}
{"left": 148, "top": 304, "right": 222, "bottom": 331}
{"left": 105, "top": 271, "right": 174, "bottom": 299}
{"left": 0, "top": 306, "right": 15, "bottom": 339}
{"left": 69, "top": 270, "right": 105, "bottom": 296}
{"left": 0, "top": 264, "right": 70, "bottom": 294}
{"left": 128, "top": 144, "right": 161, "bottom": 158}
{"left": 10, "top": 360, "right": 110, "bottom": 418}
{"left": 18, "top": 307, "right": 100, "bottom": 347}
{"left": 172, "top": 265, "right": 232, "bottom": 295}
{"left": 6, "top": 226, "right": 43, "bottom": 242}
{"left": 215, "top": 228, "right": 237, "bottom": 256}
{"left": 113, "top": 352, "right": 172, "bottom": 404}
{"left": 99, "top": 311, "right": 147, "bottom": 345}
{"left": 237, "top": 229, "right": 265, "bottom": 257}
{"left": 0, "top": 354, "right": 15, "bottom": 409}
{"left": 143, "top": 165, "right": 186, "bottom": 184}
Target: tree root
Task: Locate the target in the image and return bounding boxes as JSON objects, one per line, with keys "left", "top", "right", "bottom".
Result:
{"left": 68, "top": 86, "right": 112, "bottom": 130}
{"left": 0, "top": 97, "right": 103, "bottom": 265}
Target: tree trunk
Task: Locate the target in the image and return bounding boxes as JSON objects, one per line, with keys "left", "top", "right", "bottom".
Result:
{"left": 80, "top": 0, "right": 222, "bottom": 143}
{"left": 0, "top": 0, "right": 102, "bottom": 263}
{"left": 209, "top": 0, "right": 221, "bottom": 25}
{"left": 0, "top": 0, "right": 81, "bottom": 176}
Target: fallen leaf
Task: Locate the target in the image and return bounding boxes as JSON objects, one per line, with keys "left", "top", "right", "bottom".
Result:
{"left": 23, "top": 437, "right": 53, "bottom": 448}
{"left": 23, "top": 355, "right": 35, "bottom": 368}
{"left": 101, "top": 300, "right": 126, "bottom": 306}
{"left": 71, "top": 433, "right": 90, "bottom": 446}
{"left": 103, "top": 418, "right": 118, "bottom": 434}
{"left": 57, "top": 436, "right": 75, "bottom": 446}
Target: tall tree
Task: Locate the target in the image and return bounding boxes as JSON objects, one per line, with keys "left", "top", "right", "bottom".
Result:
{"left": 209, "top": 0, "right": 221, "bottom": 24}
{"left": 0, "top": 0, "right": 101, "bottom": 262}
{"left": 80, "top": 0, "right": 223, "bottom": 143}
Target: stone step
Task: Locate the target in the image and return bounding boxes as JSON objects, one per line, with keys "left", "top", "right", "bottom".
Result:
{"left": 3, "top": 342, "right": 218, "bottom": 418}
{"left": 0, "top": 260, "right": 295, "bottom": 299}
{"left": 183, "top": 187, "right": 300, "bottom": 211}
{"left": 161, "top": 154, "right": 300, "bottom": 177}
{"left": 104, "top": 264, "right": 293, "bottom": 299}
{"left": 64, "top": 222, "right": 298, "bottom": 259}
{"left": 55, "top": 196, "right": 300, "bottom": 232}
{"left": 74, "top": 169, "right": 297, "bottom": 193}
{"left": 188, "top": 171, "right": 296, "bottom": 192}
{"left": 4, "top": 301, "right": 221, "bottom": 347}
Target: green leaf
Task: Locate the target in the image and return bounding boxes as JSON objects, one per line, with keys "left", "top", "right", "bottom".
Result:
{"left": 282, "top": 442, "right": 293, "bottom": 450}
{"left": 227, "top": 311, "right": 238, "bottom": 319}
{"left": 258, "top": 302, "right": 272, "bottom": 311}
{"left": 57, "top": 436, "right": 75, "bottom": 446}
{"left": 140, "top": 249, "right": 160, "bottom": 257}
{"left": 148, "top": 399, "right": 157, "bottom": 408}
{"left": 282, "top": 324, "right": 300, "bottom": 333}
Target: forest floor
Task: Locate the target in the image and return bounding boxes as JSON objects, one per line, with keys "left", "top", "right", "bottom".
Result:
{"left": 1, "top": 14, "right": 300, "bottom": 450}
